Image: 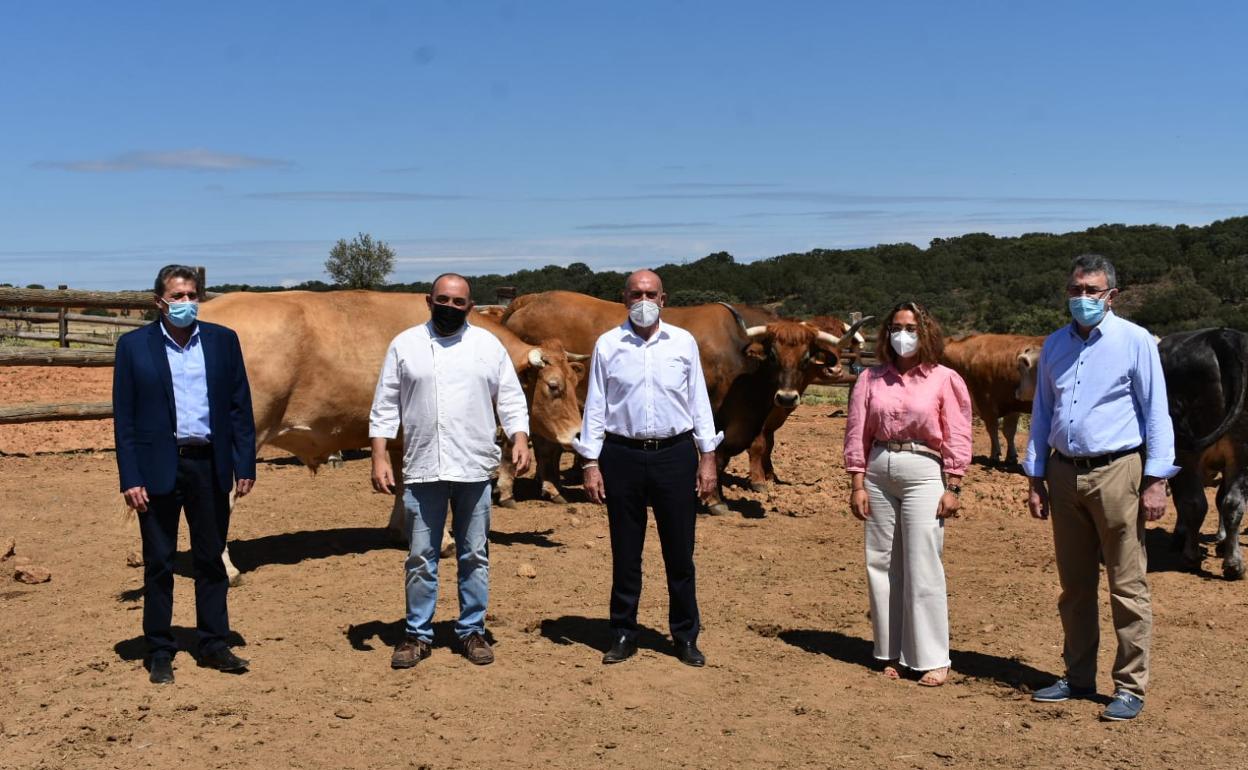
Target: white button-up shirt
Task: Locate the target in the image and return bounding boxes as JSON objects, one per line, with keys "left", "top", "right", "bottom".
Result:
{"left": 573, "top": 320, "right": 723, "bottom": 460}
{"left": 369, "top": 321, "right": 529, "bottom": 483}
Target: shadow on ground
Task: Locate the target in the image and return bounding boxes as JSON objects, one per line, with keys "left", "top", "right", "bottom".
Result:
{"left": 774, "top": 628, "right": 1056, "bottom": 690}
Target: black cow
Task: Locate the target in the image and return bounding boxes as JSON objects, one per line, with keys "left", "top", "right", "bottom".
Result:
{"left": 1159, "top": 328, "right": 1248, "bottom": 580}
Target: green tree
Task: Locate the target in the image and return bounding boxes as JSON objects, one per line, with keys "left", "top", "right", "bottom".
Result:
{"left": 325, "top": 232, "right": 395, "bottom": 289}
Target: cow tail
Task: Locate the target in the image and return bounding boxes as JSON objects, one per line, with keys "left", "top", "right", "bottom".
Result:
{"left": 1182, "top": 329, "right": 1248, "bottom": 452}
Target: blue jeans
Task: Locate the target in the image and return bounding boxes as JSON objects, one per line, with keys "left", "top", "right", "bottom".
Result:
{"left": 403, "top": 480, "right": 492, "bottom": 642}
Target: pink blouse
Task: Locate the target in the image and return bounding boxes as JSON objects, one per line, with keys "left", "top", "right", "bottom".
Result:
{"left": 843, "top": 362, "right": 973, "bottom": 476}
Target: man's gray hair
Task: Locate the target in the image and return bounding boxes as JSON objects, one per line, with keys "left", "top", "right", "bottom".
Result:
{"left": 1070, "top": 254, "right": 1118, "bottom": 290}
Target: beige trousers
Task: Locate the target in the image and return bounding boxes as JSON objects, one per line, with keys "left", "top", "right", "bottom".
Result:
{"left": 1046, "top": 452, "right": 1151, "bottom": 696}
{"left": 864, "top": 446, "right": 950, "bottom": 672}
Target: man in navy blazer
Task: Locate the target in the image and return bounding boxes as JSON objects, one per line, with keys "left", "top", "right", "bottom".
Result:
{"left": 113, "top": 265, "right": 257, "bottom": 684}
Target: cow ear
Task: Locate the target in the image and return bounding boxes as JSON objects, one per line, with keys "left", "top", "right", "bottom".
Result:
{"left": 743, "top": 342, "right": 766, "bottom": 361}
{"left": 810, "top": 351, "right": 829, "bottom": 366}
{"left": 568, "top": 361, "right": 586, "bottom": 380}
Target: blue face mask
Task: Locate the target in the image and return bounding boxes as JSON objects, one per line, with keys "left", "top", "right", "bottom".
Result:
{"left": 163, "top": 299, "right": 199, "bottom": 328}
{"left": 1068, "top": 296, "right": 1107, "bottom": 327}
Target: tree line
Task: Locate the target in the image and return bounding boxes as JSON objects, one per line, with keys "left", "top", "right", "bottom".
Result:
{"left": 205, "top": 216, "right": 1248, "bottom": 336}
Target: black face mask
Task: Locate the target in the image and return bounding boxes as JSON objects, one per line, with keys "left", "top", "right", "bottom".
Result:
{"left": 430, "top": 302, "right": 468, "bottom": 336}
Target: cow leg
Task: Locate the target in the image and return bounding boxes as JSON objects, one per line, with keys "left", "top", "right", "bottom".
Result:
{"left": 706, "top": 452, "right": 731, "bottom": 516}
{"left": 534, "top": 438, "right": 567, "bottom": 504}
{"left": 496, "top": 437, "right": 518, "bottom": 509}
{"left": 747, "top": 431, "right": 772, "bottom": 493}
{"left": 386, "top": 447, "right": 409, "bottom": 544}
{"left": 1215, "top": 473, "right": 1247, "bottom": 580}
{"left": 1169, "top": 467, "right": 1207, "bottom": 571}
{"left": 1001, "top": 413, "right": 1020, "bottom": 466}
{"left": 983, "top": 412, "right": 1001, "bottom": 466}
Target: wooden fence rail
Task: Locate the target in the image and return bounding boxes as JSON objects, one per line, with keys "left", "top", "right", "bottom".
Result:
{"left": 0, "top": 286, "right": 155, "bottom": 310}
{"left": 0, "top": 310, "right": 147, "bottom": 327}
{"left": 0, "top": 330, "right": 117, "bottom": 346}
{"left": 0, "top": 402, "right": 113, "bottom": 425}
{"left": 0, "top": 348, "right": 115, "bottom": 366}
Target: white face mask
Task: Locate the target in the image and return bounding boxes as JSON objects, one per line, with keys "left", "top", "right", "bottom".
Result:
{"left": 628, "top": 299, "right": 661, "bottom": 328}
{"left": 890, "top": 330, "right": 919, "bottom": 358}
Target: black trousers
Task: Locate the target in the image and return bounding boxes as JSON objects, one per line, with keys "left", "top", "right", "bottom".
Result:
{"left": 600, "top": 435, "right": 700, "bottom": 643}
{"left": 139, "top": 452, "right": 232, "bottom": 658}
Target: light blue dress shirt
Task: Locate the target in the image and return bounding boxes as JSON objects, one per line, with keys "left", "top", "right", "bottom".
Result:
{"left": 160, "top": 322, "right": 212, "bottom": 445}
{"left": 1023, "top": 311, "right": 1179, "bottom": 480}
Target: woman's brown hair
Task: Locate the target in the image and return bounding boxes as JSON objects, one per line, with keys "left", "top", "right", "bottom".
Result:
{"left": 875, "top": 300, "right": 945, "bottom": 368}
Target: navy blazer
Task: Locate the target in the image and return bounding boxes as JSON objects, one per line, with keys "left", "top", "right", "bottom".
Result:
{"left": 112, "top": 320, "right": 257, "bottom": 495}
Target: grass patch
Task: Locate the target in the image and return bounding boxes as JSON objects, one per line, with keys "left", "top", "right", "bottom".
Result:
{"left": 801, "top": 385, "right": 850, "bottom": 407}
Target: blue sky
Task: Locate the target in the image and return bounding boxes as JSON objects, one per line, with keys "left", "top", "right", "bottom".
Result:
{"left": 2, "top": 1, "right": 1246, "bottom": 289}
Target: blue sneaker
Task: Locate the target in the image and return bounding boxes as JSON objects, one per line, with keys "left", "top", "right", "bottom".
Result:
{"left": 1032, "top": 678, "right": 1096, "bottom": 702}
{"left": 1100, "top": 690, "right": 1144, "bottom": 721}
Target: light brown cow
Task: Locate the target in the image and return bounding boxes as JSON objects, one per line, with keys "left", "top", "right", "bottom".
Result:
{"left": 939, "top": 333, "right": 1045, "bottom": 466}
{"left": 502, "top": 291, "right": 859, "bottom": 514}
{"left": 194, "top": 291, "right": 583, "bottom": 581}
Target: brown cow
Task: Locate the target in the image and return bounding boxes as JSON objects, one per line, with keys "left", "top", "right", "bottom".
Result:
{"left": 939, "top": 333, "right": 1045, "bottom": 466}
{"left": 196, "top": 291, "right": 583, "bottom": 581}
{"left": 744, "top": 312, "right": 868, "bottom": 492}
{"left": 502, "top": 291, "right": 860, "bottom": 515}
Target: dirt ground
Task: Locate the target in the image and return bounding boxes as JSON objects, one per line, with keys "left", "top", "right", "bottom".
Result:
{"left": 2, "top": 368, "right": 1248, "bottom": 770}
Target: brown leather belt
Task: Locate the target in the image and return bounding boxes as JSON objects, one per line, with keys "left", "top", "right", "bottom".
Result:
{"left": 1052, "top": 447, "right": 1140, "bottom": 470}
{"left": 875, "top": 439, "right": 942, "bottom": 462}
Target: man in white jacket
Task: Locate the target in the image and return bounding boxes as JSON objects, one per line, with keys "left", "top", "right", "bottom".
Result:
{"left": 369, "top": 273, "right": 531, "bottom": 669}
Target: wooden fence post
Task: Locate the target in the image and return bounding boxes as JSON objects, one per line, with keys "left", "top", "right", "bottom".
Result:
{"left": 57, "top": 284, "right": 69, "bottom": 348}
{"left": 197, "top": 266, "right": 207, "bottom": 299}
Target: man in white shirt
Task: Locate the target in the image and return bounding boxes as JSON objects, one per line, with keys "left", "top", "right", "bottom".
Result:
{"left": 573, "top": 270, "right": 722, "bottom": 667}
{"left": 369, "top": 273, "right": 532, "bottom": 669}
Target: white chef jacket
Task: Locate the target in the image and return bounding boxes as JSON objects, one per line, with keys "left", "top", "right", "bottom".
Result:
{"left": 369, "top": 320, "right": 529, "bottom": 483}
{"left": 572, "top": 320, "right": 723, "bottom": 460}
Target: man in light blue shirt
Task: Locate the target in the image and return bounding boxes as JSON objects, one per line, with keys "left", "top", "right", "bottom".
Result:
{"left": 161, "top": 323, "right": 212, "bottom": 445}
{"left": 1023, "top": 254, "right": 1178, "bottom": 722}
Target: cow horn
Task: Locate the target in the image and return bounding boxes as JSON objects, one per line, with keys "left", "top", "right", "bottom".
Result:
{"left": 717, "top": 301, "right": 749, "bottom": 334}
{"left": 527, "top": 348, "right": 546, "bottom": 368}
{"left": 836, "top": 316, "right": 873, "bottom": 348}
{"left": 565, "top": 352, "right": 591, "bottom": 362}
{"left": 815, "top": 330, "right": 842, "bottom": 347}
{"left": 745, "top": 325, "right": 769, "bottom": 339}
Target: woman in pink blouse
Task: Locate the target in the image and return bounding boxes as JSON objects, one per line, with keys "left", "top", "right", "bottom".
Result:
{"left": 843, "top": 301, "right": 973, "bottom": 687}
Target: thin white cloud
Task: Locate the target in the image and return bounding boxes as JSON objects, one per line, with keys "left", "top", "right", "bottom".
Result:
{"left": 246, "top": 191, "right": 467, "bottom": 202}
{"left": 575, "top": 222, "right": 716, "bottom": 231}
{"left": 33, "top": 148, "right": 294, "bottom": 173}
{"left": 542, "top": 190, "right": 1248, "bottom": 209}
{"left": 643, "top": 182, "right": 783, "bottom": 190}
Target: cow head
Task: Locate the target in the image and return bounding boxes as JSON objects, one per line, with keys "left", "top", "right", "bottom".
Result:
{"left": 1016, "top": 346, "right": 1041, "bottom": 401}
{"left": 807, "top": 315, "right": 867, "bottom": 384}
{"left": 743, "top": 320, "right": 844, "bottom": 408}
{"left": 519, "top": 339, "right": 586, "bottom": 448}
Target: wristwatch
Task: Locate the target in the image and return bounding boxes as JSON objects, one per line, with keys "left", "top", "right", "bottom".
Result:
{"left": 945, "top": 483, "right": 962, "bottom": 496}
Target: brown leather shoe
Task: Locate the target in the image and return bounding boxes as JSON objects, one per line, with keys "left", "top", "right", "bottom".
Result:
{"left": 461, "top": 633, "right": 494, "bottom": 665}
{"left": 391, "top": 637, "right": 431, "bottom": 669}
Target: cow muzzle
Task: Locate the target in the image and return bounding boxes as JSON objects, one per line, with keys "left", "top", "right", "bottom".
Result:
{"left": 774, "top": 389, "right": 800, "bottom": 408}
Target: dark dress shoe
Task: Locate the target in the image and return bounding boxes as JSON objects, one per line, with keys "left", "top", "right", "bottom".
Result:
{"left": 602, "top": 635, "right": 638, "bottom": 664}
{"left": 675, "top": 640, "right": 705, "bottom": 667}
{"left": 148, "top": 656, "right": 174, "bottom": 685}
{"left": 198, "top": 647, "right": 250, "bottom": 672}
